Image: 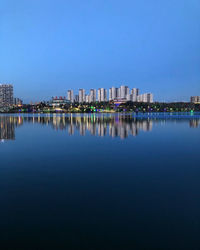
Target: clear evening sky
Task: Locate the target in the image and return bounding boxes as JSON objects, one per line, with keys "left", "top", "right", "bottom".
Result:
{"left": 1, "top": 0, "right": 200, "bottom": 103}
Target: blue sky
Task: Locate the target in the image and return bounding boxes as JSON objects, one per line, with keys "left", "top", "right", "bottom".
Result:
{"left": 1, "top": 0, "right": 200, "bottom": 102}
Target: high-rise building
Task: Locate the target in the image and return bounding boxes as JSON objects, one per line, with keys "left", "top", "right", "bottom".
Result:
{"left": 74, "top": 95, "right": 79, "bottom": 102}
{"left": 0, "top": 84, "right": 13, "bottom": 107}
{"left": 120, "top": 85, "right": 129, "bottom": 99}
{"left": 126, "top": 93, "right": 131, "bottom": 101}
{"left": 147, "top": 93, "right": 153, "bottom": 103}
{"left": 78, "top": 89, "right": 85, "bottom": 103}
{"left": 137, "top": 93, "right": 153, "bottom": 103}
{"left": 85, "top": 95, "right": 90, "bottom": 103}
{"left": 137, "top": 95, "right": 142, "bottom": 102}
{"left": 127, "top": 87, "right": 130, "bottom": 99}
{"left": 191, "top": 96, "right": 200, "bottom": 103}
{"left": 97, "top": 89, "right": 101, "bottom": 102}
{"left": 67, "top": 90, "right": 74, "bottom": 102}
{"left": 131, "top": 88, "right": 139, "bottom": 102}
{"left": 109, "top": 87, "right": 120, "bottom": 101}
{"left": 117, "top": 88, "right": 120, "bottom": 99}
{"left": 89, "top": 89, "right": 96, "bottom": 102}
{"left": 113, "top": 87, "right": 119, "bottom": 100}
{"left": 109, "top": 88, "right": 112, "bottom": 101}
{"left": 14, "top": 98, "right": 23, "bottom": 105}
{"left": 98, "top": 88, "right": 107, "bottom": 102}
{"left": 101, "top": 88, "right": 107, "bottom": 102}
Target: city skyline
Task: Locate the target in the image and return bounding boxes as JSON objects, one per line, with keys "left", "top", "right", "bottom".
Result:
{"left": 1, "top": 83, "right": 200, "bottom": 105}
{"left": 0, "top": 83, "right": 153, "bottom": 104}
{"left": 0, "top": 80, "right": 199, "bottom": 104}
{"left": 67, "top": 85, "right": 153, "bottom": 103}
{"left": 1, "top": 0, "right": 200, "bottom": 103}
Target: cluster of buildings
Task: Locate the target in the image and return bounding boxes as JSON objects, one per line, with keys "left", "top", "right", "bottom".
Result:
{"left": 191, "top": 96, "right": 200, "bottom": 104}
{"left": 2, "top": 83, "right": 200, "bottom": 108}
{"left": 0, "top": 84, "right": 22, "bottom": 107}
{"left": 67, "top": 85, "right": 153, "bottom": 103}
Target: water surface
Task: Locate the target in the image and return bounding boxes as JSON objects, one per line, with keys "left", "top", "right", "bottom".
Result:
{"left": 0, "top": 114, "right": 200, "bottom": 249}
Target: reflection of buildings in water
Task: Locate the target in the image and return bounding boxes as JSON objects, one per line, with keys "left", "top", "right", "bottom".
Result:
{"left": 190, "top": 119, "right": 200, "bottom": 128}
{"left": 22, "top": 115, "right": 154, "bottom": 139}
{"left": 0, "top": 115, "right": 154, "bottom": 140}
{"left": 89, "top": 123, "right": 96, "bottom": 136}
{"left": 0, "top": 116, "right": 23, "bottom": 141}
{"left": 131, "top": 123, "right": 138, "bottom": 136}
{"left": 107, "top": 119, "right": 152, "bottom": 139}
{"left": 98, "top": 123, "right": 107, "bottom": 137}
{"left": 1, "top": 115, "right": 199, "bottom": 141}
{"left": 79, "top": 123, "right": 86, "bottom": 136}
{"left": 0, "top": 115, "right": 161, "bottom": 140}
{"left": 68, "top": 124, "right": 74, "bottom": 135}
{"left": 119, "top": 126, "right": 127, "bottom": 139}
{"left": 52, "top": 115, "right": 67, "bottom": 130}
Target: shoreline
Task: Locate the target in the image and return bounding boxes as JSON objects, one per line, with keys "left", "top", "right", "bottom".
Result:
{"left": 0, "top": 111, "right": 200, "bottom": 118}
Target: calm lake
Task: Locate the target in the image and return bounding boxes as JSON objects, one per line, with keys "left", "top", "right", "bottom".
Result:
{"left": 0, "top": 114, "right": 200, "bottom": 249}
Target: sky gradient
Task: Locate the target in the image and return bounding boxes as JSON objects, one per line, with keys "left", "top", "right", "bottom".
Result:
{"left": 1, "top": 0, "right": 200, "bottom": 102}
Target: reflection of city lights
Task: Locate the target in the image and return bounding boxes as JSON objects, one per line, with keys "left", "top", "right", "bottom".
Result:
{"left": 0, "top": 115, "right": 199, "bottom": 141}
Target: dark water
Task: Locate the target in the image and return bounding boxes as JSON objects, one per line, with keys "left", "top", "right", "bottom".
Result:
{"left": 0, "top": 114, "right": 200, "bottom": 249}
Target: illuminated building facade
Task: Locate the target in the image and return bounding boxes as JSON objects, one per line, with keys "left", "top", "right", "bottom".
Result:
{"left": 137, "top": 93, "right": 153, "bottom": 103}
{"left": 14, "top": 98, "right": 23, "bottom": 105}
{"left": 191, "top": 96, "right": 200, "bottom": 104}
{"left": 89, "top": 89, "right": 96, "bottom": 102}
{"left": 49, "top": 96, "right": 70, "bottom": 107}
{"left": 98, "top": 88, "right": 107, "bottom": 102}
{"left": 0, "top": 84, "right": 13, "bottom": 107}
{"left": 67, "top": 90, "right": 74, "bottom": 103}
{"left": 79, "top": 89, "right": 85, "bottom": 103}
